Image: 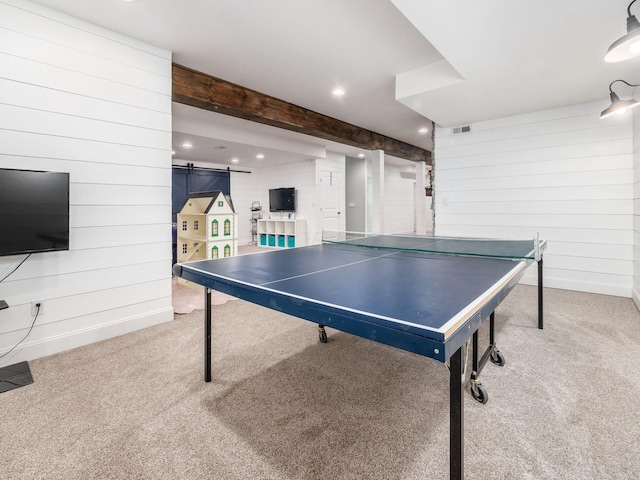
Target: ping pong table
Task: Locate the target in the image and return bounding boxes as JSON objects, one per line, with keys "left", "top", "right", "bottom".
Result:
{"left": 172, "top": 232, "right": 547, "bottom": 480}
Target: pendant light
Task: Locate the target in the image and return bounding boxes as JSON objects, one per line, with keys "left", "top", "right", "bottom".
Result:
{"left": 600, "top": 80, "right": 640, "bottom": 119}
{"left": 605, "top": 0, "right": 640, "bottom": 62}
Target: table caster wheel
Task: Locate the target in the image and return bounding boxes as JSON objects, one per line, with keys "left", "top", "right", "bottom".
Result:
{"left": 471, "top": 383, "right": 489, "bottom": 404}
{"left": 490, "top": 350, "right": 505, "bottom": 366}
{"left": 319, "top": 326, "right": 328, "bottom": 343}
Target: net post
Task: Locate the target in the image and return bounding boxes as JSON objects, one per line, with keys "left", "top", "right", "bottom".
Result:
{"left": 538, "top": 258, "right": 544, "bottom": 329}
{"left": 534, "top": 232, "right": 544, "bottom": 329}
{"left": 204, "top": 287, "right": 212, "bottom": 382}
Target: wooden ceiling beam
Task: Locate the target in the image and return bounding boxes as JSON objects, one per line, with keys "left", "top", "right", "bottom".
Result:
{"left": 172, "top": 63, "right": 431, "bottom": 164}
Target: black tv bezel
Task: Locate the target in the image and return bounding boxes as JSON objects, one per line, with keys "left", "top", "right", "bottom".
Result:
{"left": 269, "top": 187, "right": 296, "bottom": 212}
{"left": 0, "top": 168, "right": 70, "bottom": 257}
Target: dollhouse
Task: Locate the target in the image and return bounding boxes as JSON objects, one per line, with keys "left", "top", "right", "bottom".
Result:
{"left": 176, "top": 191, "right": 238, "bottom": 268}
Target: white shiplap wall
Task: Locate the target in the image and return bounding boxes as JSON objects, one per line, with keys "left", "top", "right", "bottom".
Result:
{"left": 384, "top": 163, "right": 419, "bottom": 234}
{"left": 633, "top": 99, "right": 640, "bottom": 308}
{"left": 0, "top": 0, "right": 173, "bottom": 367}
{"left": 231, "top": 154, "right": 412, "bottom": 245}
{"left": 434, "top": 101, "right": 634, "bottom": 297}
{"left": 249, "top": 159, "right": 318, "bottom": 244}
{"left": 230, "top": 167, "right": 259, "bottom": 246}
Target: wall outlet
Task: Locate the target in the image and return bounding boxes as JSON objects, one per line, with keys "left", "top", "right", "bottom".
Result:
{"left": 31, "top": 301, "right": 44, "bottom": 316}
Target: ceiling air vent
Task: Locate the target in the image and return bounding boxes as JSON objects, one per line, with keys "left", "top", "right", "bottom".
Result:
{"left": 452, "top": 125, "right": 471, "bottom": 135}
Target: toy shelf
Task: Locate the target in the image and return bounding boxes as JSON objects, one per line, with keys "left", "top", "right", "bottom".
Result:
{"left": 257, "top": 219, "right": 306, "bottom": 249}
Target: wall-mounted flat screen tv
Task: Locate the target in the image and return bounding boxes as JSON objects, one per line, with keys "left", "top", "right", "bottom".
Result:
{"left": 269, "top": 187, "right": 296, "bottom": 212}
{"left": 0, "top": 168, "right": 70, "bottom": 257}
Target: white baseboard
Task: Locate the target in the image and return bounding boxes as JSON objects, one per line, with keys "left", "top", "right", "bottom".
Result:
{"left": 0, "top": 307, "right": 174, "bottom": 368}
{"left": 519, "top": 276, "right": 632, "bottom": 298}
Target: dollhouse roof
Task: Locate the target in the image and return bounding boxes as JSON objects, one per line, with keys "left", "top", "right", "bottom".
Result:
{"left": 178, "top": 191, "right": 236, "bottom": 214}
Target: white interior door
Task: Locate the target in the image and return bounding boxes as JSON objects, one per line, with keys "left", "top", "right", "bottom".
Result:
{"left": 319, "top": 168, "right": 342, "bottom": 239}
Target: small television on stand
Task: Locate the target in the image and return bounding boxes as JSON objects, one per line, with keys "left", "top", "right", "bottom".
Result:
{"left": 269, "top": 187, "right": 296, "bottom": 213}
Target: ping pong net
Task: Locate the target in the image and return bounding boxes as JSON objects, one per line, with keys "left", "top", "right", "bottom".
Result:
{"left": 322, "top": 231, "right": 546, "bottom": 261}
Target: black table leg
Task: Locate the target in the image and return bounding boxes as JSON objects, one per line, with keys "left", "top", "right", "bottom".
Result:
{"left": 538, "top": 258, "right": 543, "bottom": 330}
{"left": 204, "top": 288, "right": 212, "bottom": 382}
{"left": 450, "top": 346, "right": 464, "bottom": 480}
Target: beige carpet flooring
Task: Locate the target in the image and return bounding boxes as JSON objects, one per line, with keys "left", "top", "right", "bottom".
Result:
{"left": 172, "top": 276, "right": 237, "bottom": 314}
{"left": 1, "top": 285, "right": 639, "bottom": 480}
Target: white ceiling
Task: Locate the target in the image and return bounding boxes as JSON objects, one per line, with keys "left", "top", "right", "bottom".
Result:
{"left": 32, "top": 0, "right": 640, "bottom": 168}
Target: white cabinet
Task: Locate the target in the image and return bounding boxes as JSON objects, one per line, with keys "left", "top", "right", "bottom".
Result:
{"left": 257, "top": 219, "right": 306, "bottom": 248}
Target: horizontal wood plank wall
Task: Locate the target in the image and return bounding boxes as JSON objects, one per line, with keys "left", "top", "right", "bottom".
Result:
{"left": 0, "top": 0, "right": 173, "bottom": 366}
{"left": 434, "top": 101, "right": 634, "bottom": 297}
{"left": 251, "top": 159, "right": 318, "bottom": 243}
{"left": 228, "top": 167, "right": 258, "bottom": 246}
{"left": 633, "top": 101, "right": 640, "bottom": 308}
{"left": 384, "top": 163, "right": 418, "bottom": 234}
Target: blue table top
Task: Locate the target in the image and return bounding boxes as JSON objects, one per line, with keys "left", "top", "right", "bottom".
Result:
{"left": 174, "top": 242, "right": 528, "bottom": 360}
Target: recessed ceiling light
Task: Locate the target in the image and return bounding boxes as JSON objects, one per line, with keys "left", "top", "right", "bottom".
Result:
{"left": 256, "top": 154, "right": 264, "bottom": 159}
{"left": 358, "top": 153, "right": 365, "bottom": 158}
{"left": 231, "top": 158, "right": 239, "bottom": 164}
{"left": 171, "top": 150, "right": 176, "bottom": 155}
{"left": 418, "top": 127, "right": 429, "bottom": 135}
{"left": 182, "top": 142, "right": 192, "bottom": 149}
{"left": 332, "top": 87, "right": 345, "bottom": 96}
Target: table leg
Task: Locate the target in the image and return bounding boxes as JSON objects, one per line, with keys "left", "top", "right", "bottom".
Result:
{"left": 538, "top": 258, "right": 543, "bottom": 330}
{"left": 450, "top": 346, "right": 464, "bottom": 480}
{"left": 204, "top": 288, "right": 212, "bottom": 382}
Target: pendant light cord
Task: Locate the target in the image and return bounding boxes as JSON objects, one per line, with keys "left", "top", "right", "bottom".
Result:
{"left": 609, "top": 79, "right": 640, "bottom": 93}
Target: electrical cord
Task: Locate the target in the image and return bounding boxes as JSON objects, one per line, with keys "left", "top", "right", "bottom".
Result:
{"left": 0, "top": 253, "right": 31, "bottom": 283}
{"left": 0, "top": 303, "right": 40, "bottom": 360}
{"left": 0, "top": 253, "right": 37, "bottom": 375}
{"left": 444, "top": 339, "right": 470, "bottom": 384}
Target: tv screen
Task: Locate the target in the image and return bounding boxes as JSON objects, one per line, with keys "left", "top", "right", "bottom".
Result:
{"left": 269, "top": 187, "right": 296, "bottom": 212}
{"left": 0, "top": 168, "right": 70, "bottom": 257}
